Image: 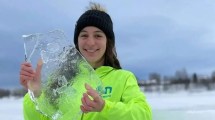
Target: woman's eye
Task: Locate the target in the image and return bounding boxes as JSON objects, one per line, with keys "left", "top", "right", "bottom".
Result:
{"left": 95, "top": 35, "right": 102, "bottom": 38}
{"left": 80, "top": 34, "right": 88, "bottom": 37}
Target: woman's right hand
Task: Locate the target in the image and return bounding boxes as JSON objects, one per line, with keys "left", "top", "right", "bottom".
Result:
{"left": 20, "top": 62, "right": 35, "bottom": 89}
{"left": 20, "top": 59, "right": 43, "bottom": 96}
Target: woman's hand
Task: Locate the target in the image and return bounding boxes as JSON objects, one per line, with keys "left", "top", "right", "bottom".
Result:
{"left": 20, "top": 62, "right": 35, "bottom": 89}
{"left": 80, "top": 83, "right": 105, "bottom": 113}
{"left": 19, "top": 59, "right": 43, "bottom": 96}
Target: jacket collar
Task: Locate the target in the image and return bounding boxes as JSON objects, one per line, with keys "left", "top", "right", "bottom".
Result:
{"left": 95, "top": 66, "right": 114, "bottom": 78}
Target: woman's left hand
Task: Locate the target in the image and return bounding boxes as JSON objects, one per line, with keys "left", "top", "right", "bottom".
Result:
{"left": 80, "top": 83, "right": 105, "bottom": 113}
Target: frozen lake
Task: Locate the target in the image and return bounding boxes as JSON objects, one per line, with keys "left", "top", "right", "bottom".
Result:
{"left": 0, "top": 97, "right": 23, "bottom": 120}
{"left": 145, "top": 91, "right": 215, "bottom": 120}
{"left": 1, "top": 91, "right": 215, "bottom": 120}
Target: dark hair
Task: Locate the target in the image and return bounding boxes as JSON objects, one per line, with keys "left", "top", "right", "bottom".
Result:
{"left": 103, "top": 38, "right": 121, "bottom": 69}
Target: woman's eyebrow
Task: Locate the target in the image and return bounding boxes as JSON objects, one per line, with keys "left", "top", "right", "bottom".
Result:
{"left": 80, "top": 30, "right": 87, "bottom": 33}
{"left": 94, "top": 30, "right": 103, "bottom": 33}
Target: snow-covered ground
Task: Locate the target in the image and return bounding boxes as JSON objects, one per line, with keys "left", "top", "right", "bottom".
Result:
{"left": 0, "top": 97, "right": 23, "bottom": 120}
{"left": 145, "top": 91, "right": 215, "bottom": 120}
{"left": 1, "top": 91, "right": 215, "bottom": 120}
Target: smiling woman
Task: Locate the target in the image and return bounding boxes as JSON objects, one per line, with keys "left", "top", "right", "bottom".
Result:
{"left": 19, "top": 2, "right": 152, "bottom": 120}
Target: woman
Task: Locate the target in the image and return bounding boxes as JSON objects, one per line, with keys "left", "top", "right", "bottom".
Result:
{"left": 20, "top": 2, "right": 152, "bottom": 120}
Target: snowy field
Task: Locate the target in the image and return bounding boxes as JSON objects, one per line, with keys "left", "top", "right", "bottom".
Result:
{"left": 1, "top": 91, "right": 215, "bottom": 120}
{"left": 0, "top": 97, "right": 23, "bottom": 120}
{"left": 145, "top": 91, "right": 215, "bottom": 120}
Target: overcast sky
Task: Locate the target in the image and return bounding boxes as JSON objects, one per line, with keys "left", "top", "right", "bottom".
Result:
{"left": 0, "top": 0, "right": 215, "bottom": 88}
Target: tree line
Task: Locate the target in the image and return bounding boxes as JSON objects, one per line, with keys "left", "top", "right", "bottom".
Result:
{"left": 138, "top": 68, "right": 215, "bottom": 92}
{"left": 0, "top": 88, "right": 27, "bottom": 98}
{"left": 1, "top": 68, "right": 214, "bottom": 98}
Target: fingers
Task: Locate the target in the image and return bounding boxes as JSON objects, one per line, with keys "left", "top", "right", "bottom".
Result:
{"left": 81, "top": 93, "right": 94, "bottom": 112}
{"left": 19, "top": 61, "right": 42, "bottom": 96}
{"left": 81, "top": 94, "right": 94, "bottom": 113}
{"left": 21, "top": 62, "right": 32, "bottom": 67}
{"left": 20, "top": 75, "right": 33, "bottom": 82}
{"left": 20, "top": 62, "right": 35, "bottom": 88}
{"left": 21, "top": 63, "right": 35, "bottom": 74}
{"left": 80, "top": 105, "right": 89, "bottom": 113}
{"left": 85, "top": 83, "right": 93, "bottom": 90}
{"left": 19, "top": 76, "right": 28, "bottom": 89}
{"left": 85, "top": 83, "right": 100, "bottom": 102}
{"left": 83, "top": 93, "right": 97, "bottom": 107}
{"left": 36, "top": 59, "right": 43, "bottom": 73}
{"left": 35, "top": 59, "right": 43, "bottom": 81}
{"left": 81, "top": 83, "right": 105, "bottom": 113}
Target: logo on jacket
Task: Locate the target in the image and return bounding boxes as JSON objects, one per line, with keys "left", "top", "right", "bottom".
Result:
{"left": 99, "top": 86, "right": 112, "bottom": 99}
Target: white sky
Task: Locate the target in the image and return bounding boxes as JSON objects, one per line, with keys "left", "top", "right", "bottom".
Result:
{"left": 0, "top": 0, "right": 215, "bottom": 88}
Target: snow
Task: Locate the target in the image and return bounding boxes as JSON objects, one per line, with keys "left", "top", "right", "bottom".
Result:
{"left": 0, "top": 97, "right": 23, "bottom": 120}
{"left": 145, "top": 91, "right": 215, "bottom": 120}
{"left": 1, "top": 91, "right": 215, "bottom": 120}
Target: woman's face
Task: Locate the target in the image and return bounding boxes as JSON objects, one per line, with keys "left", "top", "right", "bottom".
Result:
{"left": 78, "top": 26, "right": 107, "bottom": 68}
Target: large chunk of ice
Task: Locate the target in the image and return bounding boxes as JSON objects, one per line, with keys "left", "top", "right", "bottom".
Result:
{"left": 22, "top": 30, "right": 103, "bottom": 120}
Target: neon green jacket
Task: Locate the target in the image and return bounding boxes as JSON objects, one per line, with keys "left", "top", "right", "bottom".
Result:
{"left": 23, "top": 66, "right": 152, "bottom": 120}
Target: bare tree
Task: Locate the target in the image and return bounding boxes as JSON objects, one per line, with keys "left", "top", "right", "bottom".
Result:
{"left": 149, "top": 72, "right": 161, "bottom": 85}
{"left": 212, "top": 71, "right": 215, "bottom": 82}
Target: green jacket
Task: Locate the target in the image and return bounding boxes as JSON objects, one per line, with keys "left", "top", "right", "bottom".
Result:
{"left": 23, "top": 66, "right": 152, "bottom": 120}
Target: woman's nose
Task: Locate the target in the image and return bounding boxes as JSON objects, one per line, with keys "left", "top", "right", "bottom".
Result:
{"left": 86, "top": 36, "right": 95, "bottom": 45}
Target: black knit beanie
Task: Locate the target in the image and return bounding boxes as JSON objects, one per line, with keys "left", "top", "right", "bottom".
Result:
{"left": 74, "top": 10, "right": 115, "bottom": 46}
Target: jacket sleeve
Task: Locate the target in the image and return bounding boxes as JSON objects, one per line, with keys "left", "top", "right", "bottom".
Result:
{"left": 99, "top": 73, "right": 152, "bottom": 120}
{"left": 23, "top": 93, "right": 50, "bottom": 120}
